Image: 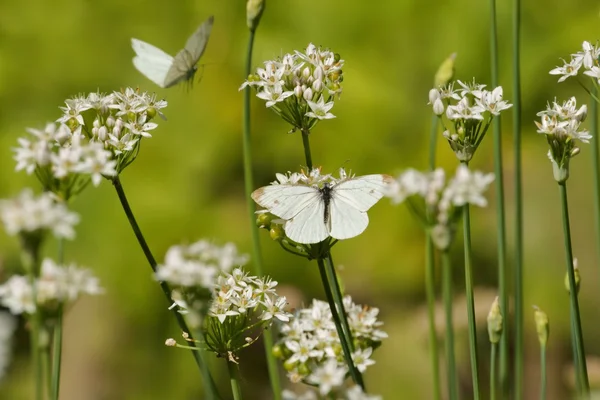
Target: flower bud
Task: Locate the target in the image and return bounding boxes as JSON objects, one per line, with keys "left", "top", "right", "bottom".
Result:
{"left": 428, "top": 88, "right": 440, "bottom": 104}
{"left": 313, "top": 66, "right": 324, "bottom": 81}
{"left": 487, "top": 296, "right": 503, "bottom": 344}
{"left": 165, "top": 338, "right": 177, "bottom": 347}
{"left": 270, "top": 224, "right": 284, "bottom": 241}
{"left": 575, "top": 105, "right": 587, "bottom": 122}
{"left": 571, "top": 147, "right": 581, "bottom": 158}
{"left": 93, "top": 119, "right": 101, "bottom": 129}
{"left": 97, "top": 126, "right": 108, "bottom": 141}
{"left": 434, "top": 52, "right": 457, "bottom": 87}
{"left": 106, "top": 116, "right": 115, "bottom": 128}
{"left": 272, "top": 344, "right": 283, "bottom": 358}
{"left": 294, "top": 85, "right": 303, "bottom": 98}
{"left": 303, "top": 88, "right": 313, "bottom": 102}
{"left": 283, "top": 358, "right": 296, "bottom": 371}
{"left": 246, "top": 0, "right": 265, "bottom": 32}
{"left": 564, "top": 259, "right": 581, "bottom": 295}
{"left": 312, "top": 79, "right": 323, "bottom": 93}
{"left": 334, "top": 53, "right": 341, "bottom": 63}
{"left": 433, "top": 98, "right": 445, "bottom": 115}
{"left": 442, "top": 130, "right": 450, "bottom": 138}
{"left": 533, "top": 306, "right": 549, "bottom": 347}
{"left": 302, "top": 67, "right": 311, "bottom": 80}
{"left": 256, "top": 212, "right": 272, "bottom": 228}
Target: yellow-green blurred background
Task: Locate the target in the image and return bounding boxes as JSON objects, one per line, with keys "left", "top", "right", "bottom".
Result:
{"left": 2, "top": 0, "right": 600, "bottom": 399}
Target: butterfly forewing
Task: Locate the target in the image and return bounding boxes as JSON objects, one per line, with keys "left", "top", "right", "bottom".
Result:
{"left": 164, "top": 49, "right": 196, "bottom": 88}
{"left": 332, "top": 174, "right": 393, "bottom": 211}
{"left": 184, "top": 16, "right": 214, "bottom": 62}
{"left": 251, "top": 185, "right": 321, "bottom": 220}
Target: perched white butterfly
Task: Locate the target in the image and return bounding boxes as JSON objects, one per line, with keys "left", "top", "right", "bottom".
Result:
{"left": 252, "top": 170, "right": 393, "bottom": 244}
{"left": 131, "top": 16, "right": 214, "bottom": 88}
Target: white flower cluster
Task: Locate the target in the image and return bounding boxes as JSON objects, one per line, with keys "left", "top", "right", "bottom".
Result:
{"left": 13, "top": 88, "right": 167, "bottom": 198}
{"left": 269, "top": 167, "right": 349, "bottom": 188}
{"left": 550, "top": 41, "right": 600, "bottom": 83}
{"left": 0, "top": 312, "right": 17, "bottom": 382}
{"left": 429, "top": 80, "right": 512, "bottom": 162}
{"left": 156, "top": 240, "right": 249, "bottom": 289}
{"left": 0, "top": 189, "right": 79, "bottom": 239}
{"left": 276, "top": 297, "right": 386, "bottom": 396}
{"left": 0, "top": 258, "right": 103, "bottom": 315}
{"left": 282, "top": 385, "right": 381, "bottom": 400}
{"left": 208, "top": 267, "right": 291, "bottom": 324}
{"left": 386, "top": 166, "right": 494, "bottom": 249}
{"left": 240, "top": 43, "right": 344, "bottom": 130}
{"left": 535, "top": 97, "right": 591, "bottom": 182}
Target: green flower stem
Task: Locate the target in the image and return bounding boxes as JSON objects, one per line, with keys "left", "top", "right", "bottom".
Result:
{"left": 326, "top": 254, "right": 356, "bottom": 351}
{"left": 111, "top": 176, "right": 220, "bottom": 400}
{"left": 425, "top": 234, "right": 441, "bottom": 400}
{"left": 489, "top": 0, "right": 509, "bottom": 393}
{"left": 227, "top": 361, "right": 243, "bottom": 400}
{"left": 243, "top": 28, "right": 283, "bottom": 400}
{"left": 21, "top": 241, "right": 43, "bottom": 400}
{"left": 490, "top": 342, "right": 497, "bottom": 400}
{"left": 316, "top": 257, "right": 365, "bottom": 389}
{"left": 42, "top": 340, "right": 51, "bottom": 398}
{"left": 441, "top": 250, "right": 459, "bottom": 400}
{"left": 301, "top": 130, "right": 313, "bottom": 169}
{"left": 539, "top": 343, "right": 547, "bottom": 400}
{"left": 512, "top": 0, "right": 524, "bottom": 397}
{"left": 460, "top": 161, "right": 480, "bottom": 400}
{"left": 50, "top": 238, "right": 65, "bottom": 400}
{"left": 558, "top": 182, "right": 589, "bottom": 395}
{"left": 590, "top": 88, "right": 600, "bottom": 279}
{"left": 571, "top": 318, "right": 582, "bottom": 393}
{"left": 429, "top": 115, "right": 438, "bottom": 170}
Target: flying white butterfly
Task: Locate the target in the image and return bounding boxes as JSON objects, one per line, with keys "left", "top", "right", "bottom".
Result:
{"left": 252, "top": 171, "right": 393, "bottom": 244}
{"left": 131, "top": 16, "right": 214, "bottom": 88}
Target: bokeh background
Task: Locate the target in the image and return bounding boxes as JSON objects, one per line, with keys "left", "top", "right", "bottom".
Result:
{"left": 1, "top": 0, "right": 600, "bottom": 399}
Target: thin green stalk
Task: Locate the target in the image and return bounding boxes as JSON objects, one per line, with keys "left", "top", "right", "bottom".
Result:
{"left": 512, "top": 0, "right": 524, "bottom": 397}
{"left": 111, "top": 176, "right": 220, "bottom": 400}
{"left": 42, "top": 341, "right": 51, "bottom": 398}
{"left": 316, "top": 257, "right": 365, "bottom": 389}
{"left": 559, "top": 182, "right": 589, "bottom": 395}
{"left": 50, "top": 239, "right": 65, "bottom": 400}
{"left": 539, "top": 345, "right": 547, "bottom": 400}
{"left": 429, "top": 116, "right": 438, "bottom": 170}
{"left": 460, "top": 184, "right": 480, "bottom": 399}
{"left": 490, "top": 342, "right": 497, "bottom": 400}
{"left": 489, "top": 0, "right": 509, "bottom": 393}
{"left": 301, "top": 130, "right": 313, "bottom": 169}
{"left": 227, "top": 361, "right": 243, "bottom": 400}
{"left": 242, "top": 28, "right": 282, "bottom": 400}
{"left": 442, "top": 250, "right": 459, "bottom": 400}
{"left": 590, "top": 89, "right": 600, "bottom": 277}
{"left": 425, "top": 234, "right": 441, "bottom": 400}
{"left": 571, "top": 318, "right": 582, "bottom": 393}
{"left": 325, "top": 254, "right": 356, "bottom": 352}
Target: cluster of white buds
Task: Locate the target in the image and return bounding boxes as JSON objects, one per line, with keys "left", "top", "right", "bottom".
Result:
{"left": 155, "top": 240, "right": 249, "bottom": 328}
{"left": 385, "top": 166, "right": 494, "bottom": 250}
{"left": 429, "top": 79, "right": 512, "bottom": 162}
{"left": 13, "top": 88, "right": 167, "bottom": 199}
{"left": 240, "top": 43, "right": 344, "bottom": 132}
{"left": 0, "top": 258, "right": 102, "bottom": 316}
{"left": 550, "top": 41, "right": 600, "bottom": 84}
{"left": 274, "top": 297, "right": 386, "bottom": 397}
{"left": 535, "top": 97, "right": 590, "bottom": 182}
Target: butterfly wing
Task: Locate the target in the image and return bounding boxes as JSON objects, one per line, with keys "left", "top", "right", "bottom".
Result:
{"left": 284, "top": 196, "right": 329, "bottom": 244}
{"left": 184, "top": 16, "right": 214, "bottom": 63}
{"left": 328, "top": 174, "right": 393, "bottom": 240}
{"left": 131, "top": 39, "right": 174, "bottom": 88}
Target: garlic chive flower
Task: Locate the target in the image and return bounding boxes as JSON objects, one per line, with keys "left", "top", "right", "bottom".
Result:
{"left": 200, "top": 268, "right": 292, "bottom": 358}
{"left": 275, "top": 296, "right": 386, "bottom": 396}
{"left": 385, "top": 166, "right": 494, "bottom": 250}
{"left": 240, "top": 43, "right": 344, "bottom": 133}
{"left": 429, "top": 79, "right": 512, "bottom": 162}
{"left": 13, "top": 89, "right": 167, "bottom": 199}
{"left": 550, "top": 41, "right": 600, "bottom": 84}
{"left": 282, "top": 386, "right": 382, "bottom": 400}
{"left": 0, "top": 258, "right": 102, "bottom": 315}
{"left": 0, "top": 312, "right": 17, "bottom": 382}
{"left": 535, "top": 97, "right": 591, "bottom": 182}
{"left": 155, "top": 240, "right": 249, "bottom": 328}
{"left": 0, "top": 189, "right": 79, "bottom": 240}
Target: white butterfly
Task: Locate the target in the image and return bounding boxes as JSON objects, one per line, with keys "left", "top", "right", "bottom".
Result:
{"left": 252, "top": 173, "right": 393, "bottom": 244}
{"left": 131, "top": 16, "right": 214, "bottom": 88}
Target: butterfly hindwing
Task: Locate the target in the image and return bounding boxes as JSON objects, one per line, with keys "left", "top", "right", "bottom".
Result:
{"left": 284, "top": 196, "right": 329, "bottom": 244}
{"left": 251, "top": 185, "right": 321, "bottom": 220}
{"left": 184, "top": 16, "right": 214, "bottom": 63}
{"left": 328, "top": 194, "right": 369, "bottom": 240}
{"left": 131, "top": 39, "right": 174, "bottom": 88}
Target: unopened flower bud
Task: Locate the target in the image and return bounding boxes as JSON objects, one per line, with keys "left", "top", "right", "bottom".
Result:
{"left": 294, "top": 85, "right": 303, "bottom": 98}
{"left": 313, "top": 66, "right": 324, "bottom": 81}
{"left": 97, "top": 126, "right": 108, "bottom": 141}
{"left": 165, "top": 338, "right": 177, "bottom": 347}
{"left": 564, "top": 259, "right": 581, "bottom": 295}
{"left": 93, "top": 119, "right": 101, "bottom": 129}
{"left": 302, "top": 67, "right": 311, "bottom": 80}
{"left": 487, "top": 296, "right": 503, "bottom": 344}
{"left": 533, "top": 306, "right": 549, "bottom": 347}
{"left": 442, "top": 130, "right": 450, "bottom": 138}
{"left": 303, "top": 88, "right": 313, "bottom": 102}
{"left": 429, "top": 88, "right": 441, "bottom": 104}
{"left": 106, "top": 116, "right": 115, "bottom": 128}
{"left": 575, "top": 105, "right": 587, "bottom": 122}
{"left": 270, "top": 224, "right": 284, "bottom": 241}
{"left": 312, "top": 79, "right": 323, "bottom": 93}
{"left": 246, "top": 0, "right": 265, "bottom": 32}
{"left": 434, "top": 52, "right": 457, "bottom": 87}
{"left": 451, "top": 133, "right": 459, "bottom": 141}
{"left": 571, "top": 147, "right": 581, "bottom": 158}
{"left": 334, "top": 53, "right": 341, "bottom": 63}
{"left": 433, "top": 98, "right": 445, "bottom": 115}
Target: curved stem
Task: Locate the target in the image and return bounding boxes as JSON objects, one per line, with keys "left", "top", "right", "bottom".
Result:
{"left": 489, "top": 0, "right": 509, "bottom": 394}
{"left": 425, "top": 234, "right": 441, "bottom": 400}
{"left": 316, "top": 257, "right": 364, "bottom": 389}
{"left": 227, "top": 361, "right": 243, "bottom": 400}
{"left": 301, "top": 130, "right": 313, "bottom": 170}
{"left": 512, "top": 0, "right": 524, "bottom": 396}
{"left": 559, "top": 182, "right": 589, "bottom": 395}
{"left": 243, "top": 29, "right": 282, "bottom": 400}
{"left": 442, "top": 250, "right": 459, "bottom": 400}
{"left": 111, "top": 176, "right": 220, "bottom": 400}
